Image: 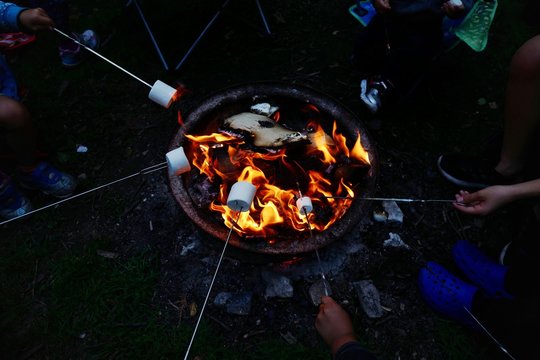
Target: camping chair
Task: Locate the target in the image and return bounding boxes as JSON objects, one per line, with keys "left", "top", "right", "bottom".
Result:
{"left": 126, "top": 0, "right": 272, "bottom": 72}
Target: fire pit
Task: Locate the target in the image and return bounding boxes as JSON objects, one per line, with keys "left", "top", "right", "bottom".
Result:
{"left": 169, "top": 82, "right": 378, "bottom": 256}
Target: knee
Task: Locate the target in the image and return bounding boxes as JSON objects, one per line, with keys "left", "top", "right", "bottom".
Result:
{"left": 0, "top": 96, "right": 30, "bottom": 129}
{"left": 510, "top": 35, "right": 540, "bottom": 79}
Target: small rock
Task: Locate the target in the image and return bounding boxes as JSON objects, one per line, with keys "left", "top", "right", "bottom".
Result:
{"left": 373, "top": 209, "right": 388, "bottom": 222}
{"left": 214, "top": 292, "right": 232, "bottom": 306}
{"left": 262, "top": 271, "right": 293, "bottom": 298}
{"left": 354, "top": 280, "right": 383, "bottom": 318}
{"left": 383, "top": 233, "right": 409, "bottom": 249}
{"left": 226, "top": 292, "right": 252, "bottom": 315}
{"left": 309, "top": 278, "right": 332, "bottom": 306}
{"left": 477, "top": 97, "right": 487, "bottom": 106}
{"left": 488, "top": 101, "right": 498, "bottom": 109}
{"left": 382, "top": 201, "right": 403, "bottom": 224}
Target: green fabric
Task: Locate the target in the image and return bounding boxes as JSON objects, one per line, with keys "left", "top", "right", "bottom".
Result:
{"left": 455, "top": 0, "right": 498, "bottom": 52}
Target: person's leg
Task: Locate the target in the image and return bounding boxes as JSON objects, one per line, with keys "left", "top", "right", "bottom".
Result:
{"left": 496, "top": 35, "right": 540, "bottom": 177}
{"left": 0, "top": 96, "right": 37, "bottom": 168}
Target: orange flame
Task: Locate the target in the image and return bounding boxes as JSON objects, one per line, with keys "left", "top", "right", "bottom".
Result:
{"left": 187, "top": 108, "right": 371, "bottom": 240}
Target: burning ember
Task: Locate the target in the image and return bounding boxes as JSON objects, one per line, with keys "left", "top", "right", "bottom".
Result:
{"left": 184, "top": 103, "right": 371, "bottom": 240}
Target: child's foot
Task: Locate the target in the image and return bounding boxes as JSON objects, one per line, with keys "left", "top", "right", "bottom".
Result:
{"left": 0, "top": 175, "right": 32, "bottom": 220}
{"left": 18, "top": 162, "right": 76, "bottom": 198}
{"left": 360, "top": 76, "right": 393, "bottom": 114}
{"left": 59, "top": 29, "right": 100, "bottom": 68}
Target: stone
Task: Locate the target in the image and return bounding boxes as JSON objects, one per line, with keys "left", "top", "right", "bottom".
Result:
{"left": 226, "top": 292, "right": 253, "bottom": 315}
{"left": 309, "top": 278, "right": 332, "bottom": 306}
{"left": 382, "top": 201, "right": 403, "bottom": 224}
{"left": 262, "top": 271, "right": 294, "bottom": 298}
{"left": 383, "top": 233, "right": 409, "bottom": 249}
{"left": 214, "top": 292, "right": 232, "bottom": 306}
{"left": 354, "top": 280, "right": 384, "bottom": 318}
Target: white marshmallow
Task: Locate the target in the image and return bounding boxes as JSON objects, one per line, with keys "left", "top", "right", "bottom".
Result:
{"left": 296, "top": 196, "right": 313, "bottom": 215}
{"left": 148, "top": 80, "right": 177, "bottom": 108}
{"left": 227, "top": 181, "right": 256, "bottom": 212}
{"left": 166, "top": 146, "right": 191, "bottom": 176}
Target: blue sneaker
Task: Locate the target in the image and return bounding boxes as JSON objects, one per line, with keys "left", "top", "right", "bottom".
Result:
{"left": 59, "top": 30, "right": 100, "bottom": 68}
{"left": 452, "top": 240, "right": 513, "bottom": 299}
{"left": 418, "top": 261, "right": 479, "bottom": 329}
{"left": 18, "top": 162, "right": 76, "bottom": 198}
{"left": 0, "top": 175, "right": 32, "bottom": 220}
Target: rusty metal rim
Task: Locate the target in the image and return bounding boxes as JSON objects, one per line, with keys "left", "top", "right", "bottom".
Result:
{"left": 168, "top": 81, "right": 378, "bottom": 256}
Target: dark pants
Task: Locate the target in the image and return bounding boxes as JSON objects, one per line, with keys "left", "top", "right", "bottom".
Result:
{"left": 474, "top": 208, "right": 540, "bottom": 359}
{"left": 352, "top": 11, "right": 443, "bottom": 95}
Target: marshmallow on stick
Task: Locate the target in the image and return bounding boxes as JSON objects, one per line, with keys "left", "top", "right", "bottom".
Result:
{"left": 166, "top": 146, "right": 191, "bottom": 175}
{"left": 148, "top": 80, "right": 177, "bottom": 109}
{"left": 296, "top": 196, "right": 313, "bottom": 215}
{"left": 227, "top": 181, "right": 256, "bottom": 212}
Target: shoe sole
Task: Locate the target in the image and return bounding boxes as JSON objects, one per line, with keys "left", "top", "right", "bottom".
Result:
{"left": 437, "top": 155, "right": 488, "bottom": 189}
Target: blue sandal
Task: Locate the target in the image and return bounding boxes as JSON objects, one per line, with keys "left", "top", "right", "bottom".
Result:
{"left": 0, "top": 175, "right": 32, "bottom": 219}
{"left": 452, "top": 240, "right": 512, "bottom": 299}
{"left": 418, "top": 261, "right": 479, "bottom": 329}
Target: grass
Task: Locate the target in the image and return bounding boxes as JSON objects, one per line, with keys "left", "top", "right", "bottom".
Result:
{"left": 0, "top": 235, "right": 330, "bottom": 359}
{"left": 1, "top": 0, "right": 538, "bottom": 359}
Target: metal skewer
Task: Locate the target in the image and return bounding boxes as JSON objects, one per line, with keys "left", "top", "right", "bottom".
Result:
{"left": 0, "top": 162, "right": 167, "bottom": 226}
{"left": 183, "top": 206, "right": 242, "bottom": 360}
{"left": 463, "top": 307, "right": 516, "bottom": 360}
{"left": 297, "top": 183, "right": 329, "bottom": 296}
{"left": 53, "top": 27, "right": 152, "bottom": 88}
{"left": 323, "top": 196, "right": 457, "bottom": 203}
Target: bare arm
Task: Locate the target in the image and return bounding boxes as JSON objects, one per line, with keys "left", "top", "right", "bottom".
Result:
{"left": 454, "top": 178, "right": 540, "bottom": 216}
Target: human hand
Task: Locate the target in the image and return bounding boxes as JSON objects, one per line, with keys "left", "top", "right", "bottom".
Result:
{"left": 315, "top": 296, "right": 357, "bottom": 355}
{"left": 19, "top": 8, "right": 54, "bottom": 32}
{"left": 453, "top": 186, "right": 515, "bottom": 216}
{"left": 442, "top": 0, "right": 465, "bottom": 19}
{"left": 372, "top": 0, "right": 392, "bottom": 14}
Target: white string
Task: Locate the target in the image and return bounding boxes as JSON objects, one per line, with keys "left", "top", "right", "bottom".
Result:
{"left": 0, "top": 162, "right": 167, "bottom": 226}
{"left": 183, "top": 207, "right": 243, "bottom": 360}
{"left": 53, "top": 28, "right": 152, "bottom": 88}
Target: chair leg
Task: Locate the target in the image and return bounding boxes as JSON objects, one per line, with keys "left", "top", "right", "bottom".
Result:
{"left": 254, "top": 0, "right": 272, "bottom": 35}
{"left": 130, "top": 0, "right": 169, "bottom": 70}
{"left": 174, "top": 0, "right": 232, "bottom": 71}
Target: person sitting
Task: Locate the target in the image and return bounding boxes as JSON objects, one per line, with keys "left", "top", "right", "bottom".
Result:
{"left": 419, "top": 34, "right": 540, "bottom": 359}
{"left": 15, "top": 0, "right": 99, "bottom": 67}
{"left": 353, "top": 0, "right": 474, "bottom": 114}
{"left": 438, "top": 34, "right": 540, "bottom": 189}
{"left": 0, "top": 1, "right": 76, "bottom": 220}
{"left": 315, "top": 296, "right": 377, "bottom": 359}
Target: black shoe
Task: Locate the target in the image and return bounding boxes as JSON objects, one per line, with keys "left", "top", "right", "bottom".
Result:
{"left": 437, "top": 153, "right": 514, "bottom": 189}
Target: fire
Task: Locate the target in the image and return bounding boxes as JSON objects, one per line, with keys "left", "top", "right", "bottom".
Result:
{"left": 187, "top": 106, "right": 370, "bottom": 240}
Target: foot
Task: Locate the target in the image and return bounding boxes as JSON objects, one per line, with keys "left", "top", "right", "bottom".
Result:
{"left": 418, "top": 261, "right": 479, "bottom": 329}
{"left": 59, "top": 29, "right": 100, "bottom": 68}
{"left": 452, "top": 240, "right": 513, "bottom": 299}
{"left": 360, "top": 76, "right": 393, "bottom": 114}
{"left": 0, "top": 175, "right": 32, "bottom": 220}
{"left": 437, "top": 153, "right": 515, "bottom": 189}
{"left": 17, "top": 162, "right": 76, "bottom": 198}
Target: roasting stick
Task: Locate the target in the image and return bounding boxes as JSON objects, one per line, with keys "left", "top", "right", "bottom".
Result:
{"left": 0, "top": 162, "right": 167, "bottom": 226}
{"left": 323, "top": 196, "right": 459, "bottom": 204}
{"left": 0, "top": 146, "right": 191, "bottom": 227}
{"left": 183, "top": 181, "right": 256, "bottom": 360}
{"left": 52, "top": 28, "right": 178, "bottom": 108}
{"left": 296, "top": 183, "right": 329, "bottom": 296}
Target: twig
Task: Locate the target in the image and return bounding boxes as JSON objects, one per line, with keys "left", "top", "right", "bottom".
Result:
{"left": 207, "top": 314, "right": 231, "bottom": 331}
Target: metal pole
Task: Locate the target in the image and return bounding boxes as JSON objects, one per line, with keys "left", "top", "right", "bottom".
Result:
{"left": 175, "top": 0, "right": 231, "bottom": 71}
{"left": 254, "top": 0, "right": 272, "bottom": 35}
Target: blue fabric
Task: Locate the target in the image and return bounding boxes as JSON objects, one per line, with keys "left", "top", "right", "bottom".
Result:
{"left": 388, "top": 0, "right": 474, "bottom": 15}
{"left": 0, "top": 2, "right": 25, "bottom": 31}
{"left": 0, "top": 55, "right": 18, "bottom": 100}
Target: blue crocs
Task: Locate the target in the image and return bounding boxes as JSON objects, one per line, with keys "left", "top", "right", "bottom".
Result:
{"left": 418, "top": 261, "right": 479, "bottom": 329}
{"left": 18, "top": 162, "right": 76, "bottom": 198}
{"left": 452, "top": 240, "right": 512, "bottom": 299}
{"left": 0, "top": 176, "right": 32, "bottom": 220}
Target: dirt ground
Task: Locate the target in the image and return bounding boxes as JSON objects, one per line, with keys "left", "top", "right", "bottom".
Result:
{"left": 2, "top": 1, "right": 539, "bottom": 359}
